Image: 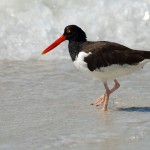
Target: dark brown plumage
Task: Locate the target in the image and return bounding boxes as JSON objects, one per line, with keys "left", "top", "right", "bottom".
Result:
{"left": 82, "top": 41, "right": 150, "bottom": 71}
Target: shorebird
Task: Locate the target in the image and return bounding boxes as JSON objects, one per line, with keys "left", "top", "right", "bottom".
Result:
{"left": 42, "top": 25, "right": 150, "bottom": 111}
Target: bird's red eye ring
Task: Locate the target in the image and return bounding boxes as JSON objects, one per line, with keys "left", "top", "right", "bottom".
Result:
{"left": 66, "top": 28, "right": 71, "bottom": 34}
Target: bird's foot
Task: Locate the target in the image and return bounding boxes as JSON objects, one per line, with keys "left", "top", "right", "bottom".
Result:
{"left": 91, "top": 94, "right": 109, "bottom": 111}
{"left": 91, "top": 94, "right": 106, "bottom": 106}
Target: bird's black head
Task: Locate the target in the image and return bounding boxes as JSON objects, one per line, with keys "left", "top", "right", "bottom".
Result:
{"left": 63, "top": 25, "right": 87, "bottom": 42}
{"left": 42, "top": 25, "right": 87, "bottom": 55}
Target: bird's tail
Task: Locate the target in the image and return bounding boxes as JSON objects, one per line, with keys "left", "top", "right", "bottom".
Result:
{"left": 141, "top": 51, "right": 150, "bottom": 59}
{"left": 135, "top": 50, "right": 150, "bottom": 59}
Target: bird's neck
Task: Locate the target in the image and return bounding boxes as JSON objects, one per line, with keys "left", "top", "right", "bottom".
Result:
{"left": 68, "top": 41, "right": 86, "bottom": 61}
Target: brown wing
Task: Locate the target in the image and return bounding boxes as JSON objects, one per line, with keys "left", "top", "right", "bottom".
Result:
{"left": 82, "top": 41, "right": 147, "bottom": 71}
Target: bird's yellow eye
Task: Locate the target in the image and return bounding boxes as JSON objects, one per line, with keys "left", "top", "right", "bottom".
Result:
{"left": 66, "top": 28, "right": 71, "bottom": 34}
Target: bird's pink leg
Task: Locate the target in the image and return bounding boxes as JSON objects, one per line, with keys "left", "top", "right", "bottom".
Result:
{"left": 102, "top": 83, "right": 111, "bottom": 111}
{"left": 91, "top": 79, "right": 120, "bottom": 111}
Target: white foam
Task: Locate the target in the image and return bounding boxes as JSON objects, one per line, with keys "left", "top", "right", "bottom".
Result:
{"left": 0, "top": 0, "right": 150, "bottom": 60}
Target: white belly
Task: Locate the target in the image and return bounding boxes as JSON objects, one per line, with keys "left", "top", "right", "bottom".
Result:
{"left": 74, "top": 52, "right": 149, "bottom": 82}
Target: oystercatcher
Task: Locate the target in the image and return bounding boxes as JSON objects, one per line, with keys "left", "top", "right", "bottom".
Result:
{"left": 42, "top": 25, "right": 150, "bottom": 111}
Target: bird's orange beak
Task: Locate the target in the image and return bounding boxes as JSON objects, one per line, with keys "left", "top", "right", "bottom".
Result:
{"left": 42, "top": 35, "right": 66, "bottom": 55}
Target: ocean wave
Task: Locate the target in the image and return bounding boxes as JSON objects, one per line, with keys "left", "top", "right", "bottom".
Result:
{"left": 0, "top": 0, "right": 150, "bottom": 60}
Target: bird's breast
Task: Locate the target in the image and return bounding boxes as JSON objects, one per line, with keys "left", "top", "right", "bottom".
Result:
{"left": 73, "top": 51, "right": 91, "bottom": 71}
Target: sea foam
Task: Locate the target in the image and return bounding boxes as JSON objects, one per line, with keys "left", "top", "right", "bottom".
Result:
{"left": 0, "top": 0, "right": 150, "bottom": 60}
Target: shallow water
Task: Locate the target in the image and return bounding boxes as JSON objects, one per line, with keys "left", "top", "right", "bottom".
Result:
{"left": 0, "top": 60, "right": 150, "bottom": 150}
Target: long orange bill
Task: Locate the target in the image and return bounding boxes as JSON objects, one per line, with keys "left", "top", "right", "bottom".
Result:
{"left": 42, "top": 35, "right": 66, "bottom": 55}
